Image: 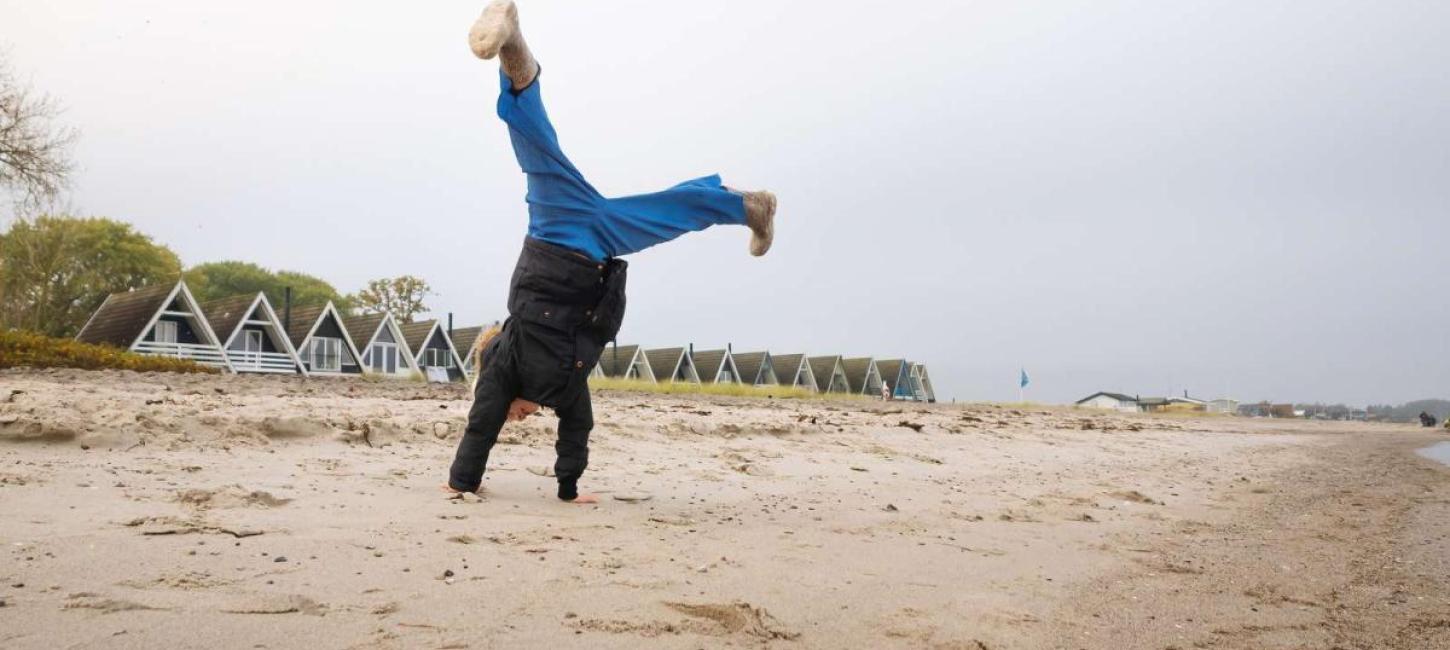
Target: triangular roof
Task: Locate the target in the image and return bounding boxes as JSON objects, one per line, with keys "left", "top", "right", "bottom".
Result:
{"left": 645, "top": 347, "right": 699, "bottom": 383}
{"left": 910, "top": 363, "right": 937, "bottom": 403}
{"left": 344, "top": 311, "right": 419, "bottom": 374}
{"left": 402, "top": 319, "right": 466, "bottom": 369}
{"left": 842, "top": 357, "right": 882, "bottom": 395}
{"left": 284, "top": 303, "right": 329, "bottom": 349}
{"left": 1076, "top": 391, "right": 1137, "bottom": 404}
{"left": 691, "top": 349, "right": 740, "bottom": 384}
{"left": 77, "top": 280, "right": 231, "bottom": 371}
{"left": 282, "top": 301, "right": 365, "bottom": 367}
{"left": 201, "top": 292, "right": 307, "bottom": 374}
{"left": 76, "top": 282, "right": 178, "bottom": 348}
{"left": 731, "top": 351, "right": 776, "bottom": 386}
{"left": 808, "top": 355, "right": 848, "bottom": 393}
{"left": 450, "top": 326, "right": 484, "bottom": 362}
{"left": 343, "top": 312, "right": 390, "bottom": 348}
{"left": 198, "top": 294, "right": 259, "bottom": 344}
{"left": 598, "top": 344, "right": 655, "bottom": 381}
{"left": 875, "top": 359, "right": 911, "bottom": 397}
{"left": 771, "top": 354, "right": 817, "bottom": 392}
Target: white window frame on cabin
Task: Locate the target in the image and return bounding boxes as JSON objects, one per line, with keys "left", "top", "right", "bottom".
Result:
{"left": 423, "top": 348, "right": 454, "bottom": 369}
{"left": 244, "top": 330, "right": 264, "bottom": 353}
{"left": 311, "top": 337, "right": 342, "bottom": 372}
{"left": 370, "top": 343, "right": 398, "bottom": 373}
{"left": 154, "top": 320, "right": 178, "bottom": 344}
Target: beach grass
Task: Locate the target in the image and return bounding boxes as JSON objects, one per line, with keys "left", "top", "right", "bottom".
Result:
{"left": 589, "top": 376, "right": 863, "bottom": 401}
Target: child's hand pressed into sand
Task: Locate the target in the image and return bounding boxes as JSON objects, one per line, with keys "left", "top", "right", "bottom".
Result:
{"left": 506, "top": 398, "right": 540, "bottom": 422}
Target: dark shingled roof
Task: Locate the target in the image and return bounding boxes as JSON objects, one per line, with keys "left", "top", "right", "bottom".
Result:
{"left": 644, "top": 347, "right": 687, "bottom": 382}
{"left": 343, "top": 313, "right": 388, "bottom": 347}
{"left": 400, "top": 320, "right": 438, "bottom": 358}
{"left": 598, "top": 344, "right": 643, "bottom": 377}
{"left": 199, "top": 293, "right": 261, "bottom": 343}
{"left": 76, "top": 283, "right": 177, "bottom": 348}
{"left": 808, "top": 355, "right": 844, "bottom": 393}
{"left": 842, "top": 357, "right": 878, "bottom": 394}
{"left": 450, "top": 326, "right": 484, "bottom": 360}
{"left": 691, "top": 349, "right": 731, "bottom": 384}
{"left": 771, "top": 354, "right": 811, "bottom": 389}
{"left": 731, "top": 351, "right": 774, "bottom": 385}
{"left": 875, "top": 359, "right": 908, "bottom": 393}
{"left": 283, "top": 303, "right": 329, "bottom": 348}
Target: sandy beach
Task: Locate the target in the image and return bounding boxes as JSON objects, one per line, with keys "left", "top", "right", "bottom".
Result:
{"left": 2, "top": 369, "right": 1448, "bottom": 649}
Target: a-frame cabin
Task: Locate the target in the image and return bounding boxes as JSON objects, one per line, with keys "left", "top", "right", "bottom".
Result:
{"left": 770, "top": 354, "right": 818, "bottom": 393}
{"left": 76, "top": 281, "right": 232, "bottom": 372}
{"left": 645, "top": 347, "right": 701, "bottom": 384}
{"left": 450, "top": 326, "right": 484, "bottom": 376}
{"left": 402, "top": 319, "right": 467, "bottom": 383}
{"left": 808, "top": 355, "right": 852, "bottom": 394}
{"left": 597, "top": 344, "right": 655, "bottom": 382}
{"left": 284, "top": 301, "right": 365, "bottom": 377}
{"left": 344, "top": 312, "right": 420, "bottom": 379}
{"left": 200, "top": 292, "right": 305, "bottom": 374}
{"left": 843, "top": 357, "right": 884, "bottom": 396}
{"left": 874, "top": 359, "right": 914, "bottom": 400}
{"left": 910, "top": 363, "right": 937, "bottom": 403}
{"left": 691, "top": 348, "right": 742, "bottom": 384}
{"left": 730, "top": 351, "right": 779, "bottom": 387}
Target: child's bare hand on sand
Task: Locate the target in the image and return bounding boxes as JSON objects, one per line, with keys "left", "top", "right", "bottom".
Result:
{"left": 506, "top": 398, "right": 540, "bottom": 422}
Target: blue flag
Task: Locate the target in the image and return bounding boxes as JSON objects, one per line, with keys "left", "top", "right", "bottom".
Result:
{"left": 1020, "top": 368, "right": 1030, "bottom": 388}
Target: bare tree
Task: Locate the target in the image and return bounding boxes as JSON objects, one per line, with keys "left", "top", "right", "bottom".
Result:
{"left": 0, "top": 50, "right": 77, "bottom": 210}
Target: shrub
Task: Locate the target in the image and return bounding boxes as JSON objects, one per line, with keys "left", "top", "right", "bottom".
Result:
{"left": 0, "top": 329, "right": 217, "bottom": 374}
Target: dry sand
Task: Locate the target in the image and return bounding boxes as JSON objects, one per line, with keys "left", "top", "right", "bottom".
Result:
{"left": 1, "top": 368, "right": 1448, "bottom": 649}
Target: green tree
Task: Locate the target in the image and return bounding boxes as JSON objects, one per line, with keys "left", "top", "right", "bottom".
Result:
{"left": 184, "top": 261, "right": 350, "bottom": 311}
{"left": 353, "top": 275, "right": 431, "bottom": 323}
{"left": 0, "top": 216, "right": 181, "bottom": 337}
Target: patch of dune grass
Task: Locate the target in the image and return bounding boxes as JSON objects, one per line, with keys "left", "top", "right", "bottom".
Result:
{"left": 0, "top": 329, "right": 217, "bottom": 374}
{"left": 589, "top": 376, "right": 862, "bottom": 400}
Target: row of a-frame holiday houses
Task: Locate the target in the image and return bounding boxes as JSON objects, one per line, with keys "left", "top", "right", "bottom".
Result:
{"left": 73, "top": 280, "right": 936, "bottom": 402}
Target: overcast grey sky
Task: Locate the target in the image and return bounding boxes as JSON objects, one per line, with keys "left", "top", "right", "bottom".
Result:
{"left": 4, "top": 1, "right": 1448, "bottom": 404}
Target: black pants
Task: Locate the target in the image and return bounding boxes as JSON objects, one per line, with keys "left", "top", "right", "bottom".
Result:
{"left": 448, "top": 368, "right": 594, "bottom": 493}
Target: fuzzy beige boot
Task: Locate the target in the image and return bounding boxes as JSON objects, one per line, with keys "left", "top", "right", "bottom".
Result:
{"left": 468, "top": 0, "right": 538, "bottom": 89}
{"left": 742, "top": 190, "right": 777, "bottom": 257}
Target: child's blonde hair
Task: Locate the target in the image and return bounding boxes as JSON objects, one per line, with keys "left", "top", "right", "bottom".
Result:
{"left": 469, "top": 324, "right": 503, "bottom": 389}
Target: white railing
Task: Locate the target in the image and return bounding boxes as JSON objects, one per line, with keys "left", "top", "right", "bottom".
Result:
{"left": 226, "top": 350, "right": 299, "bottom": 374}
{"left": 133, "top": 341, "right": 230, "bottom": 368}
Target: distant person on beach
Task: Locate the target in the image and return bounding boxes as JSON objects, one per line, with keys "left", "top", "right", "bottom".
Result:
{"left": 445, "top": 1, "right": 778, "bottom": 504}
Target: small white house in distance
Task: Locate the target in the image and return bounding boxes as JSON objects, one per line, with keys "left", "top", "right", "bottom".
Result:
{"left": 1207, "top": 398, "right": 1240, "bottom": 414}
{"left": 1076, "top": 392, "right": 1140, "bottom": 413}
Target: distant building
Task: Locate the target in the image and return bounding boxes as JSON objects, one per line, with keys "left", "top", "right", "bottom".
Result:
{"left": 597, "top": 344, "right": 655, "bottom": 382}
{"left": 1207, "top": 398, "right": 1240, "bottom": 414}
{"left": 1076, "top": 392, "right": 1140, "bottom": 413}
{"left": 692, "top": 348, "right": 742, "bottom": 385}
{"left": 771, "top": 354, "right": 818, "bottom": 393}
{"left": 401, "top": 319, "right": 466, "bottom": 383}
{"left": 807, "top": 356, "right": 852, "bottom": 394}
{"left": 730, "top": 351, "right": 779, "bottom": 387}
{"left": 842, "top": 357, "right": 884, "bottom": 397}
{"left": 645, "top": 347, "right": 701, "bottom": 384}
